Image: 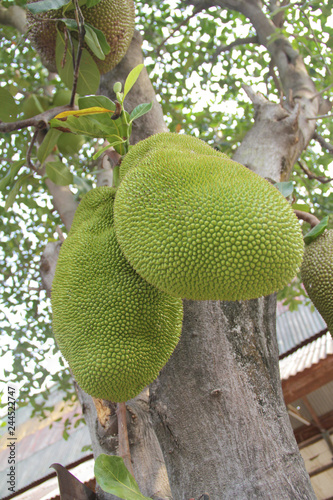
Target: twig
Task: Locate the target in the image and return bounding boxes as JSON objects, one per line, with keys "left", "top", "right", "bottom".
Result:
{"left": 211, "top": 35, "right": 259, "bottom": 62}
{"left": 298, "top": 159, "right": 333, "bottom": 184}
{"left": 294, "top": 210, "right": 320, "bottom": 228}
{"left": 307, "top": 113, "right": 332, "bottom": 120}
{"left": 313, "top": 132, "right": 333, "bottom": 155}
{"left": 310, "top": 82, "right": 333, "bottom": 101}
{"left": 56, "top": 225, "right": 66, "bottom": 242}
{"left": 155, "top": 9, "right": 199, "bottom": 56}
{"left": 0, "top": 104, "right": 74, "bottom": 133}
{"left": 26, "top": 129, "right": 39, "bottom": 172}
{"left": 116, "top": 402, "right": 135, "bottom": 478}
{"left": 70, "top": 0, "right": 86, "bottom": 105}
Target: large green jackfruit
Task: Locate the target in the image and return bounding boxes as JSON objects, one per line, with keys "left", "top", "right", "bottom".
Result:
{"left": 301, "top": 229, "right": 333, "bottom": 334}
{"left": 51, "top": 187, "right": 183, "bottom": 402}
{"left": 119, "top": 132, "right": 226, "bottom": 180}
{"left": 114, "top": 133, "right": 304, "bottom": 301}
{"left": 26, "top": 0, "right": 135, "bottom": 74}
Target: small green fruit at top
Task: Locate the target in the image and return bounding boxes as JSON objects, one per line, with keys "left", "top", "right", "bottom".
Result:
{"left": 26, "top": 0, "right": 135, "bottom": 74}
{"left": 114, "top": 133, "right": 304, "bottom": 301}
{"left": 113, "top": 82, "right": 122, "bottom": 93}
{"left": 301, "top": 229, "right": 333, "bottom": 334}
{"left": 51, "top": 187, "right": 183, "bottom": 402}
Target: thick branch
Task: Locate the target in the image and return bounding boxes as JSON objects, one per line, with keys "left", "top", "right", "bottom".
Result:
{"left": 294, "top": 210, "right": 320, "bottom": 228}
{"left": 0, "top": 5, "right": 27, "bottom": 33}
{"left": 0, "top": 105, "right": 74, "bottom": 133}
{"left": 212, "top": 35, "right": 259, "bottom": 62}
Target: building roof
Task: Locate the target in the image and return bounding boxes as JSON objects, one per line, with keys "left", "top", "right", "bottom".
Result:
{"left": 279, "top": 332, "right": 333, "bottom": 381}
{"left": 276, "top": 303, "right": 327, "bottom": 356}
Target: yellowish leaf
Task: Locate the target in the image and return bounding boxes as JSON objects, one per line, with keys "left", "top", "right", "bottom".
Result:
{"left": 54, "top": 107, "right": 114, "bottom": 120}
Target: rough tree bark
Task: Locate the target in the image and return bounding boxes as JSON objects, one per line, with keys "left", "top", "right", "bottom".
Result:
{"left": 15, "top": 1, "right": 325, "bottom": 498}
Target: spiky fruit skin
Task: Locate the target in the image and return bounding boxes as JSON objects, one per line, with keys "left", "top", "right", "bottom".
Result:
{"left": 51, "top": 187, "right": 183, "bottom": 402}
{"left": 301, "top": 230, "right": 333, "bottom": 334}
{"left": 120, "top": 132, "right": 226, "bottom": 180}
{"left": 114, "top": 134, "right": 304, "bottom": 301}
{"left": 26, "top": 0, "right": 135, "bottom": 74}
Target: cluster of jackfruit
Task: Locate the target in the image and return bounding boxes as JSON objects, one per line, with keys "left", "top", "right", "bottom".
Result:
{"left": 52, "top": 132, "right": 305, "bottom": 402}
{"left": 301, "top": 230, "right": 333, "bottom": 334}
{"left": 26, "top": 0, "right": 135, "bottom": 74}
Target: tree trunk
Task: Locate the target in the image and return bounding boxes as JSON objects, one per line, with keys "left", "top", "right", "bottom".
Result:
{"left": 150, "top": 298, "right": 315, "bottom": 499}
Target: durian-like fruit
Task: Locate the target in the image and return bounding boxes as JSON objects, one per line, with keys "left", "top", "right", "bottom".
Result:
{"left": 114, "top": 133, "right": 304, "bottom": 301}
{"left": 26, "top": 0, "right": 135, "bottom": 74}
{"left": 51, "top": 187, "right": 183, "bottom": 402}
{"left": 301, "top": 229, "right": 333, "bottom": 334}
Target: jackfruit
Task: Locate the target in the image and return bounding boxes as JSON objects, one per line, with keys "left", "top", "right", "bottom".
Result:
{"left": 114, "top": 133, "right": 304, "bottom": 301}
{"left": 301, "top": 229, "right": 333, "bottom": 333}
{"left": 120, "top": 132, "right": 226, "bottom": 180}
{"left": 51, "top": 187, "right": 183, "bottom": 402}
{"left": 26, "top": 0, "right": 135, "bottom": 74}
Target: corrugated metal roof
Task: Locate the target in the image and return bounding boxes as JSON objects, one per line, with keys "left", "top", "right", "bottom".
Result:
{"left": 276, "top": 303, "right": 327, "bottom": 355}
{"left": 279, "top": 332, "right": 333, "bottom": 381}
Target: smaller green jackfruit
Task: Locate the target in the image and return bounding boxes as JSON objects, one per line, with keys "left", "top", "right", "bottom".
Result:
{"left": 52, "top": 187, "right": 183, "bottom": 402}
{"left": 301, "top": 229, "right": 333, "bottom": 334}
{"left": 27, "top": 0, "right": 135, "bottom": 74}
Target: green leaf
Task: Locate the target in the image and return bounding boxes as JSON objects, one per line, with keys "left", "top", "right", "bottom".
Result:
{"left": 304, "top": 216, "right": 329, "bottom": 245}
{"left": 78, "top": 95, "right": 115, "bottom": 111}
{"left": 60, "top": 19, "right": 78, "bottom": 31}
{"left": 46, "top": 161, "right": 74, "bottom": 185}
{"left": 50, "top": 114, "right": 115, "bottom": 137}
{"left": 26, "top": 0, "right": 71, "bottom": 14}
{"left": 274, "top": 181, "right": 294, "bottom": 198}
{"left": 123, "top": 64, "right": 145, "bottom": 101}
{"left": 0, "top": 88, "right": 18, "bottom": 122}
{"left": 55, "top": 31, "right": 100, "bottom": 95}
{"left": 5, "top": 174, "right": 32, "bottom": 211}
{"left": 129, "top": 102, "right": 153, "bottom": 123}
{"left": 291, "top": 203, "right": 310, "bottom": 213}
{"left": 84, "top": 25, "right": 106, "bottom": 60}
{"left": 86, "top": 0, "right": 102, "bottom": 7}
{"left": 37, "top": 129, "right": 62, "bottom": 165}
{"left": 94, "top": 455, "right": 152, "bottom": 500}
{"left": 0, "top": 160, "right": 25, "bottom": 192}
{"left": 93, "top": 137, "right": 125, "bottom": 159}
{"left": 89, "top": 25, "right": 111, "bottom": 55}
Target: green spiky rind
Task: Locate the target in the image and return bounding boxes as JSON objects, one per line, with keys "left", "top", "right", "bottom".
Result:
{"left": 301, "top": 229, "right": 333, "bottom": 333}
{"left": 120, "top": 132, "right": 227, "bottom": 180}
{"left": 26, "top": 0, "right": 135, "bottom": 74}
{"left": 51, "top": 187, "right": 183, "bottom": 402}
{"left": 114, "top": 149, "right": 304, "bottom": 301}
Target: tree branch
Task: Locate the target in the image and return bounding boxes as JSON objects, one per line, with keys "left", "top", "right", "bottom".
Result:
{"left": 0, "top": 4, "right": 27, "bottom": 33}
{"left": 294, "top": 210, "right": 320, "bottom": 228}
{"left": 0, "top": 105, "right": 74, "bottom": 133}
{"left": 211, "top": 35, "right": 259, "bottom": 62}
{"left": 298, "top": 159, "right": 333, "bottom": 184}
{"left": 313, "top": 132, "right": 333, "bottom": 156}
{"left": 156, "top": 9, "right": 200, "bottom": 56}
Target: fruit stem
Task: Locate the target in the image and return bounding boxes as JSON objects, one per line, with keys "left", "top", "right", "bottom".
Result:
{"left": 294, "top": 210, "right": 320, "bottom": 228}
{"left": 116, "top": 402, "right": 135, "bottom": 478}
